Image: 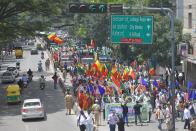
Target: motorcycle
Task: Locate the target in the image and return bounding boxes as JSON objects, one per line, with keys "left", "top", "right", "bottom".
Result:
{"left": 23, "top": 81, "right": 28, "bottom": 88}
{"left": 28, "top": 74, "right": 33, "bottom": 82}
{"left": 38, "top": 63, "right": 43, "bottom": 72}
{"left": 41, "top": 52, "right": 44, "bottom": 59}
{"left": 39, "top": 75, "right": 46, "bottom": 90}
{"left": 38, "top": 66, "right": 42, "bottom": 72}
{"left": 16, "top": 62, "right": 20, "bottom": 70}
{"left": 40, "top": 83, "right": 45, "bottom": 90}
{"left": 41, "top": 55, "right": 44, "bottom": 59}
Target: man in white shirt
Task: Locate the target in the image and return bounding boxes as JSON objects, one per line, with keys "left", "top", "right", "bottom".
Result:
{"left": 85, "top": 110, "right": 94, "bottom": 131}
{"left": 77, "top": 110, "right": 87, "bottom": 131}
{"left": 184, "top": 104, "right": 191, "bottom": 130}
{"left": 108, "top": 110, "right": 118, "bottom": 131}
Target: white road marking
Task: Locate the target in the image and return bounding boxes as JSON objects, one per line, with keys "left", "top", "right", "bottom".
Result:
{"left": 25, "top": 125, "right": 30, "bottom": 131}
{"left": 35, "top": 127, "right": 39, "bottom": 131}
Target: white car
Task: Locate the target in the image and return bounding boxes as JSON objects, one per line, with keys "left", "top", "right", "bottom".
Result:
{"left": 7, "top": 67, "right": 19, "bottom": 77}
{"left": 21, "top": 99, "right": 46, "bottom": 121}
{"left": 1, "top": 71, "right": 15, "bottom": 83}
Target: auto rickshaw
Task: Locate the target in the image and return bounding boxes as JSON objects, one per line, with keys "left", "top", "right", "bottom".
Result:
{"left": 15, "top": 47, "right": 23, "bottom": 58}
{"left": 6, "top": 84, "right": 21, "bottom": 104}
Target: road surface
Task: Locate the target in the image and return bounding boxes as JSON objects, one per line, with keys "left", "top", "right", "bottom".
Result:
{"left": 0, "top": 46, "right": 187, "bottom": 131}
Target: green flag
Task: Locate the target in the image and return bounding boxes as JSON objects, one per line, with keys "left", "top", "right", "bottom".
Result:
{"left": 120, "top": 83, "right": 125, "bottom": 90}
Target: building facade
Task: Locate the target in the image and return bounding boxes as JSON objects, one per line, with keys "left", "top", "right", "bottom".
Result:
{"left": 177, "top": 0, "right": 196, "bottom": 87}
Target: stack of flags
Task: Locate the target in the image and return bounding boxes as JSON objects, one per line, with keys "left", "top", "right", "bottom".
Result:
{"left": 47, "top": 33, "right": 63, "bottom": 44}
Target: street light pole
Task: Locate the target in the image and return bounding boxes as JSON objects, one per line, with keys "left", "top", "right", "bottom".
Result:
{"left": 123, "top": 6, "right": 176, "bottom": 131}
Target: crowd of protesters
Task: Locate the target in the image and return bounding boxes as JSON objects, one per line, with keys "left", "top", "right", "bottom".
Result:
{"left": 61, "top": 55, "right": 196, "bottom": 131}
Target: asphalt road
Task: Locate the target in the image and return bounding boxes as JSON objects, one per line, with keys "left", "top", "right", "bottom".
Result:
{"left": 0, "top": 50, "right": 78, "bottom": 131}
{"left": 0, "top": 46, "right": 188, "bottom": 131}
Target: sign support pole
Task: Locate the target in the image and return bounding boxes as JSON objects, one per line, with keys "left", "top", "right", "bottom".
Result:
{"left": 123, "top": 6, "right": 176, "bottom": 131}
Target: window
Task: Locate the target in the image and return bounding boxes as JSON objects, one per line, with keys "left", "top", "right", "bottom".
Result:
{"left": 188, "top": 5, "right": 192, "bottom": 9}
{"left": 188, "top": 13, "right": 192, "bottom": 28}
{"left": 24, "top": 102, "right": 40, "bottom": 107}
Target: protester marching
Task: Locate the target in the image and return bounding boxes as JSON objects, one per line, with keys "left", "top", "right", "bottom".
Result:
{"left": 59, "top": 46, "right": 196, "bottom": 131}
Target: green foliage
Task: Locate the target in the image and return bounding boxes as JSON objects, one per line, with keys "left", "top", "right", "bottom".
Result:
{"left": 0, "top": 0, "right": 68, "bottom": 46}
{"left": 145, "top": 0, "right": 173, "bottom": 7}
{"left": 72, "top": 0, "right": 183, "bottom": 67}
{"left": 0, "top": 0, "right": 183, "bottom": 67}
{"left": 182, "top": 33, "right": 192, "bottom": 43}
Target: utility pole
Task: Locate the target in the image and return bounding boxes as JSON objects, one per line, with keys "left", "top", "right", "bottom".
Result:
{"left": 123, "top": 6, "right": 176, "bottom": 131}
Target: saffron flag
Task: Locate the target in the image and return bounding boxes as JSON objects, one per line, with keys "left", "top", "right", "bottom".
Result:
{"left": 111, "top": 65, "right": 117, "bottom": 74}
{"left": 123, "top": 68, "right": 129, "bottom": 81}
{"left": 111, "top": 75, "right": 122, "bottom": 95}
{"left": 54, "top": 37, "right": 63, "bottom": 44}
{"left": 149, "top": 64, "right": 155, "bottom": 76}
{"left": 92, "top": 60, "right": 101, "bottom": 71}
{"left": 47, "top": 33, "right": 56, "bottom": 41}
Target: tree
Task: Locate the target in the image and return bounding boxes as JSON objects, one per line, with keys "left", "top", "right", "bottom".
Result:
{"left": 71, "top": 0, "right": 183, "bottom": 66}
{"left": 182, "top": 33, "right": 192, "bottom": 43}
{"left": 144, "top": 0, "right": 173, "bottom": 7}
{"left": 0, "top": 0, "right": 68, "bottom": 46}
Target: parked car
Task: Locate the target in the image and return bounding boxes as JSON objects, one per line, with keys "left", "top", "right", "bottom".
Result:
{"left": 7, "top": 67, "right": 19, "bottom": 77}
{"left": 1, "top": 71, "right": 15, "bottom": 83}
{"left": 28, "top": 42, "right": 34, "bottom": 46}
{"left": 21, "top": 98, "right": 46, "bottom": 121}
{"left": 30, "top": 49, "right": 38, "bottom": 55}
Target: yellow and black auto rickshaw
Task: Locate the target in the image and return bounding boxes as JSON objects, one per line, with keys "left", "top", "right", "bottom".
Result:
{"left": 15, "top": 47, "right": 23, "bottom": 58}
{"left": 6, "top": 84, "right": 21, "bottom": 104}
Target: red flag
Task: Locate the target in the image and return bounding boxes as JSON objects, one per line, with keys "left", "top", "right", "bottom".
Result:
{"left": 123, "top": 72, "right": 129, "bottom": 81}
{"left": 111, "top": 75, "right": 122, "bottom": 95}
{"left": 86, "top": 43, "right": 88, "bottom": 49}
{"left": 91, "top": 39, "right": 95, "bottom": 48}
{"left": 103, "top": 69, "right": 108, "bottom": 77}
{"left": 117, "top": 72, "right": 122, "bottom": 82}
{"left": 149, "top": 68, "right": 155, "bottom": 76}
{"left": 131, "top": 71, "right": 136, "bottom": 80}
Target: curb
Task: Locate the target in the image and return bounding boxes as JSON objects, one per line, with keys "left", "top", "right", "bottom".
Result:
{"left": 46, "top": 49, "right": 81, "bottom": 115}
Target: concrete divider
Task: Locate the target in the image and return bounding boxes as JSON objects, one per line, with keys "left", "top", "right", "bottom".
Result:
{"left": 57, "top": 67, "right": 81, "bottom": 115}
{"left": 46, "top": 48, "right": 82, "bottom": 116}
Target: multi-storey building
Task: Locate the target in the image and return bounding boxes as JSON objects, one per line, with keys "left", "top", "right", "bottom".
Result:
{"left": 176, "top": 0, "right": 196, "bottom": 87}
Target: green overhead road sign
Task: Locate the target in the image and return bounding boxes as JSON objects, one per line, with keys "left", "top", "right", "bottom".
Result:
{"left": 111, "top": 15, "right": 153, "bottom": 44}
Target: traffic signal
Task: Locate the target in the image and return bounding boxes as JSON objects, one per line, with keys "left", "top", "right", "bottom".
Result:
{"left": 69, "top": 3, "right": 107, "bottom": 13}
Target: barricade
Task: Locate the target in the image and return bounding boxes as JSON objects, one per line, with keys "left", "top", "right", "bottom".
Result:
{"left": 58, "top": 74, "right": 81, "bottom": 115}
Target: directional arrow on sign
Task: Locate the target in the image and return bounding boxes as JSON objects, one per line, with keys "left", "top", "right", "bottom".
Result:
{"left": 89, "top": 5, "right": 96, "bottom": 12}
{"left": 147, "top": 25, "right": 151, "bottom": 30}
{"left": 146, "top": 33, "right": 151, "bottom": 37}
{"left": 147, "top": 18, "right": 151, "bottom": 22}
